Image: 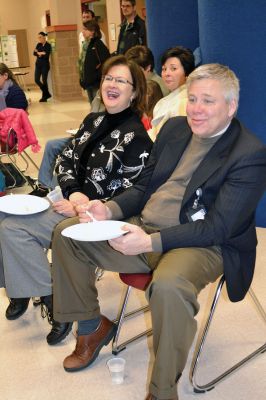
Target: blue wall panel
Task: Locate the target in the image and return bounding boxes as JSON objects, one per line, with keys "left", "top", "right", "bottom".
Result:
{"left": 198, "top": 0, "right": 266, "bottom": 226}
{"left": 146, "top": 0, "right": 199, "bottom": 73}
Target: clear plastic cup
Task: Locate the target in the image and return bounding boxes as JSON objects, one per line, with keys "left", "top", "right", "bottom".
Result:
{"left": 47, "top": 186, "right": 64, "bottom": 203}
{"left": 107, "top": 357, "right": 126, "bottom": 384}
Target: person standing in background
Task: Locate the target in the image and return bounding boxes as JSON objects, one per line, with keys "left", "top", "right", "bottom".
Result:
{"left": 79, "top": 9, "right": 107, "bottom": 51}
{"left": 0, "top": 63, "right": 28, "bottom": 111}
{"left": 116, "top": 0, "right": 146, "bottom": 55}
{"left": 79, "top": 20, "right": 110, "bottom": 103}
{"left": 33, "top": 32, "right": 52, "bottom": 102}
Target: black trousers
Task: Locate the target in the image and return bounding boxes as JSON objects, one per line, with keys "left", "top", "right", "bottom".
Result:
{"left": 35, "top": 62, "right": 50, "bottom": 98}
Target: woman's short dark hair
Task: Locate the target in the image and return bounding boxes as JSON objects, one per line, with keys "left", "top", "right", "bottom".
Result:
{"left": 83, "top": 20, "right": 102, "bottom": 39}
{"left": 125, "top": 45, "right": 155, "bottom": 71}
{"left": 38, "top": 31, "right": 47, "bottom": 37}
{"left": 101, "top": 55, "right": 147, "bottom": 117}
{"left": 161, "top": 46, "right": 195, "bottom": 76}
{"left": 0, "top": 63, "right": 18, "bottom": 85}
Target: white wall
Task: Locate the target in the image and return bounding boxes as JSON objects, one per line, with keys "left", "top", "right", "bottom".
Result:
{"left": 0, "top": 0, "right": 81, "bottom": 85}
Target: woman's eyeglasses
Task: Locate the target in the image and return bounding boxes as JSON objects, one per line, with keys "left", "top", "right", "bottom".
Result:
{"left": 102, "top": 75, "right": 134, "bottom": 87}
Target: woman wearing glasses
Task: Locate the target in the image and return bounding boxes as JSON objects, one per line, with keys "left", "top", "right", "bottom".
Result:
{"left": 1, "top": 55, "right": 153, "bottom": 345}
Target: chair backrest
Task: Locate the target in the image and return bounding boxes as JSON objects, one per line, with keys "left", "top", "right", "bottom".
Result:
{"left": 0, "top": 108, "right": 41, "bottom": 153}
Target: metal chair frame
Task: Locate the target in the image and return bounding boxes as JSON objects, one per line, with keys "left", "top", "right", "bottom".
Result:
{"left": 112, "top": 274, "right": 266, "bottom": 391}
{"left": 112, "top": 284, "right": 152, "bottom": 355}
{"left": 189, "top": 275, "right": 266, "bottom": 393}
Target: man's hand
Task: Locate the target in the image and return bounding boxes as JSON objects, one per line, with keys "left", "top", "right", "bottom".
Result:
{"left": 76, "top": 200, "right": 112, "bottom": 223}
{"left": 109, "top": 224, "right": 152, "bottom": 255}
{"left": 53, "top": 199, "right": 76, "bottom": 217}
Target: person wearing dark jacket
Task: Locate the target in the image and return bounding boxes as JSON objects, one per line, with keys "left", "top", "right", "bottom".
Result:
{"left": 51, "top": 64, "right": 266, "bottom": 399}
{"left": 116, "top": 0, "right": 147, "bottom": 55}
{"left": 33, "top": 32, "right": 52, "bottom": 102}
{"left": 0, "top": 63, "right": 28, "bottom": 111}
{"left": 79, "top": 20, "right": 110, "bottom": 103}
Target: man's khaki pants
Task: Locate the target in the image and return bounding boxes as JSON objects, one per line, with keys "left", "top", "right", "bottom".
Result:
{"left": 52, "top": 217, "right": 223, "bottom": 399}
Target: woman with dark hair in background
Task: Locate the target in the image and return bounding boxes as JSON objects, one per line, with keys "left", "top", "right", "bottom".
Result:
{"left": 149, "top": 46, "right": 195, "bottom": 140}
{"left": 79, "top": 20, "right": 110, "bottom": 103}
{"left": 0, "top": 63, "right": 28, "bottom": 110}
{"left": 33, "top": 32, "right": 52, "bottom": 102}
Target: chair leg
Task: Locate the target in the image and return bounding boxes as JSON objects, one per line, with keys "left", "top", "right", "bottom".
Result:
{"left": 112, "top": 285, "right": 152, "bottom": 355}
{"left": 20, "top": 149, "right": 40, "bottom": 172}
{"left": 189, "top": 275, "right": 266, "bottom": 393}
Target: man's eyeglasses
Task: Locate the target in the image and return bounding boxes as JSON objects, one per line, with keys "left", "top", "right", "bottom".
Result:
{"left": 102, "top": 75, "right": 134, "bottom": 87}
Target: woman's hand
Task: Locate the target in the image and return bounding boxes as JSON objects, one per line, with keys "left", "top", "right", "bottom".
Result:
{"left": 76, "top": 200, "right": 111, "bottom": 223}
{"left": 52, "top": 199, "right": 77, "bottom": 217}
{"left": 69, "top": 192, "right": 90, "bottom": 207}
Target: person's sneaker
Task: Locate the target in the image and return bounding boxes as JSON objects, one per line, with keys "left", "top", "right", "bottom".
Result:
{"left": 29, "top": 185, "right": 49, "bottom": 197}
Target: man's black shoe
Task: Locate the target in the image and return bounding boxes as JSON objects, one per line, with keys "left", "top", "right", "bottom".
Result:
{"left": 5, "top": 297, "right": 30, "bottom": 320}
{"left": 47, "top": 321, "right": 73, "bottom": 345}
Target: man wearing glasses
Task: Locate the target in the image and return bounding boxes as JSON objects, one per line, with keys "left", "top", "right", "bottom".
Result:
{"left": 116, "top": 0, "right": 147, "bottom": 55}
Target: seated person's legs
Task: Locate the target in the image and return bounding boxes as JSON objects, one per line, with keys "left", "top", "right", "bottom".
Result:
{"left": 31, "top": 137, "right": 70, "bottom": 196}
{"left": 52, "top": 217, "right": 151, "bottom": 369}
{"left": 52, "top": 217, "right": 223, "bottom": 399}
{"left": 52, "top": 217, "right": 150, "bottom": 322}
{"left": 0, "top": 208, "right": 65, "bottom": 320}
{"left": 147, "top": 246, "right": 223, "bottom": 399}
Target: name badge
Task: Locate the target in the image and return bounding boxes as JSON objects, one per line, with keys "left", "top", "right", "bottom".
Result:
{"left": 187, "top": 207, "right": 206, "bottom": 222}
{"left": 186, "top": 187, "right": 207, "bottom": 222}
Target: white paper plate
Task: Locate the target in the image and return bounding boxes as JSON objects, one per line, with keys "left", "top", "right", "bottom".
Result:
{"left": 0, "top": 194, "right": 50, "bottom": 215}
{"left": 61, "top": 220, "right": 128, "bottom": 241}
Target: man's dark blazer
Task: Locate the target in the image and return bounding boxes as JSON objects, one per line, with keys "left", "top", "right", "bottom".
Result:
{"left": 112, "top": 117, "right": 266, "bottom": 302}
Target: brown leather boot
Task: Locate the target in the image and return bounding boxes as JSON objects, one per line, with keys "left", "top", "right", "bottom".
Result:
{"left": 63, "top": 315, "right": 117, "bottom": 372}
